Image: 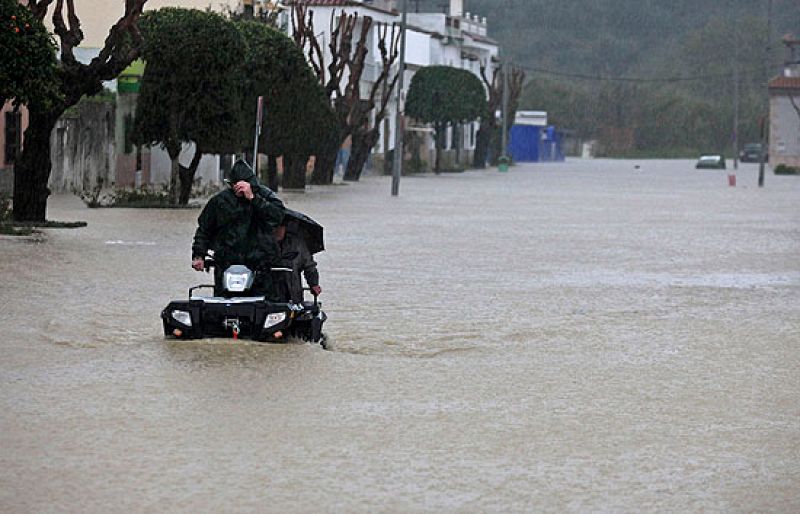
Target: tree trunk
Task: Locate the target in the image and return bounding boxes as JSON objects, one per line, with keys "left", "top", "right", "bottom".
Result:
{"left": 12, "top": 106, "right": 63, "bottom": 222}
{"left": 266, "top": 154, "right": 279, "bottom": 191}
{"left": 434, "top": 123, "right": 444, "bottom": 174}
{"left": 344, "top": 129, "right": 378, "bottom": 182}
{"left": 310, "top": 145, "right": 338, "bottom": 185}
{"left": 489, "top": 125, "right": 504, "bottom": 166}
{"left": 473, "top": 122, "right": 493, "bottom": 169}
{"left": 282, "top": 154, "right": 307, "bottom": 190}
{"left": 168, "top": 149, "right": 181, "bottom": 206}
{"left": 177, "top": 148, "right": 203, "bottom": 205}
{"left": 382, "top": 118, "right": 392, "bottom": 175}
{"left": 453, "top": 124, "right": 461, "bottom": 167}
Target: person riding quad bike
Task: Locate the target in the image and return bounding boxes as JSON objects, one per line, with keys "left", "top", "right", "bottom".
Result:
{"left": 191, "top": 159, "right": 285, "bottom": 298}
{"left": 164, "top": 176, "right": 327, "bottom": 344}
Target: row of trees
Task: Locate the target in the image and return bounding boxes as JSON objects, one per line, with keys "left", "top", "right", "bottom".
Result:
{"left": 290, "top": 4, "right": 402, "bottom": 183}
{"left": 3, "top": 0, "right": 500, "bottom": 218}
{"left": 131, "top": 8, "right": 338, "bottom": 204}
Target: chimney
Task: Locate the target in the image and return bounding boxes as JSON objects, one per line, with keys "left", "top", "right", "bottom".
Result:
{"left": 782, "top": 35, "right": 800, "bottom": 77}
{"left": 450, "top": 0, "right": 463, "bottom": 18}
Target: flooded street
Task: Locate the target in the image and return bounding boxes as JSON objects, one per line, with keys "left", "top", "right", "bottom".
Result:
{"left": 1, "top": 159, "right": 799, "bottom": 512}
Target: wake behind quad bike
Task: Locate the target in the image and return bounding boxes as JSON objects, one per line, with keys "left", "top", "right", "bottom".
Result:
{"left": 162, "top": 256, "right": 328, "bottom": 347}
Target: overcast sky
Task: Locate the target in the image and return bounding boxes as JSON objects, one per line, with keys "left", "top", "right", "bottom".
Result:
{"left": 49, "top": 0, "right": 238, "bottom": 47}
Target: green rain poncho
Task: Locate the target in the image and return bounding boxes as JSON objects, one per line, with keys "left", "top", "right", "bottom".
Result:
{"left": 192, "top": 160, "right": 285, "bottom": 270}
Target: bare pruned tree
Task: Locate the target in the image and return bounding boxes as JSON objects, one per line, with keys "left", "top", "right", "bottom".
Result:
{"left": 473, "top": 60, "right": 526, "bottom": 168}
{"left": 14, "top": 0, "right": 147, "bottom": 222}
{"left": 344, "top": 21, "right": 401, "bottom": 181}
{"left": 292, "top": 5, "right": 398, "bottom": 184}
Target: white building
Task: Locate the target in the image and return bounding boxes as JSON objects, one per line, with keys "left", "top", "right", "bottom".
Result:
{"left": 285, "top": 0, "right": 500, "bottom": 171}
{"left": 768, "top": 36, "right": 800, "bottom": 169}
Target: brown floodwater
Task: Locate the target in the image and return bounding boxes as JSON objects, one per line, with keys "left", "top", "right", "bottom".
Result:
{"left": 1, "top": 159, "right": 798, "bottom": 512}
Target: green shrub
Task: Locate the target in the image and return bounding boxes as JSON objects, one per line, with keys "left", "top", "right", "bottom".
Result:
{"left": 110, "top": 185, "right": 171, "bottom": 207}
{"left": 75, "top": 180, "right": 215, "bottom": 208}
{"left": 774, "top": 164, "right": 800, "bottom": 175}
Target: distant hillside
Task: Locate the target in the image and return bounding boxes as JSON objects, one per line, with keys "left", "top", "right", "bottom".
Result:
{"left": 412, "top": 0, "right": 800, "bottom": 156}
{"left": 416, "top": 0, "right": 798, "bottom": 78}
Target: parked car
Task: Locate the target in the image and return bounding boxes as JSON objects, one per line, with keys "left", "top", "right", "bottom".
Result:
{"left": 696, "top": 154, "right": 726, "bottom": 169}
{"left": 739, "top": 143, "right": 766, "bottom": 163}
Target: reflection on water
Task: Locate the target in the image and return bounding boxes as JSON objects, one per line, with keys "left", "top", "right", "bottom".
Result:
{"left": 1, "top": 160, "right": 799, "bottom": 511}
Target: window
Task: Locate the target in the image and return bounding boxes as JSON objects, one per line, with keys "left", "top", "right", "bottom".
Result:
{"left": 4, "top": 111, "right": 22, "bottom": 165}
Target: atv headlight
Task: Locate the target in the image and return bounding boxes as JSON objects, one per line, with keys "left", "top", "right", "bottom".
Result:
{"left": 264, "top": 312, "right": 286, "bottom": 328}
{"left": 225, "top": 273, "right": 251, "bottom": 292}
{"left": 223, "top": 266, "right": 254, "bottom": 293}
{"left": 171, "top": 310, "right": 192, "bottom": 327}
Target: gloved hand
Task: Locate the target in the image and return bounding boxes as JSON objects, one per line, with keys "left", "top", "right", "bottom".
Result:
{"left": 310, "top": 285, "right": 322, "bottom": 296}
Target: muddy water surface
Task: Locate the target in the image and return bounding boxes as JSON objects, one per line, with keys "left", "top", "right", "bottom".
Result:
{"left": 1, "top": 160, "right": 798, "bottom": 512}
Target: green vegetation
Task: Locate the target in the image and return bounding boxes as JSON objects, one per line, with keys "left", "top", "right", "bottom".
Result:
{"left": 235, "top": 21, "right": 338, "bottom": 189}
{"left": 131, "top": 11, "right": 338, "bottom": 198}
{"left": 430, "top": 0, "right": 798, "bottom": 157}
{"left": 0, "top": 0, "right": 60, "bottom": 109}
{"left": 405, "top": 65, "right": 487, "bottom": 171}
{"left": 774, "top": 164, "right": 800, "bottom": 175}
{"left": 133, "top": 8, "right": 246, "bottom": 205}
{"left": 75, "top": 179, "right": 218, "bottom": 208}
{"left": 515, "top": 14, "right": 773, "bottom": 156}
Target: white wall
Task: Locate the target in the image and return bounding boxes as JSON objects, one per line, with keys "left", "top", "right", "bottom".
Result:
{"left": 770, "top": 94, "right": 800, "bottom": 167}
{"left": 149, "top": 143, "right": 221, "bottom": 186}
{"left": 404, "top": 30, "right": 432, "bottom": 67}
{"left": 406, "top": 13, "right": 446, "bottom": 34}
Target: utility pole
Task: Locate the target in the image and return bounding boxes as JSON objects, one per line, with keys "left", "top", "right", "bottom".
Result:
{"left": 733, "top": 1, "right": 739, "bottom": 170}
{"left": 391, "top": 0, "right": 408, "bottom": 196}
{"left": 758, "top": 0, "right": 773, "bottom": 188}
{"left": 252, "top": 95, "right": 264, "bottom": 176}
{"left": 500, "top": 57, "right": 510, "bottom": 164}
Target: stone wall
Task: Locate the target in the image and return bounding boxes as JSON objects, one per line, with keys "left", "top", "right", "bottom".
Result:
{"left": 49, "top": 101, "right": 116, "bottom": 193}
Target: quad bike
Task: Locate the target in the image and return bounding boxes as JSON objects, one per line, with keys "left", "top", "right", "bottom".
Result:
{"left": 162, "top": 255, "right": 328, "bottom": 347}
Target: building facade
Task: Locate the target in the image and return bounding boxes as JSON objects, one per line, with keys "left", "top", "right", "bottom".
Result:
{"left": 285, "top": 0, "right": 499, "bottom": 172}
{"left": 768, "top": 36, "right": 800, "bottom": 169}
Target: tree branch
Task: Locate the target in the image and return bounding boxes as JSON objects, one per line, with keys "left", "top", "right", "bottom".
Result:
{"left": 343, "top": 15, "right": 371, "bottom": 105}
{"left": 89, "top": 0, "right": 146, "bottom": 81}
{"left": 369, "top": 22, "right": 400, "bottom": 122}
{"left": 52, "top": 0, "right": 81, "bottom": 64}
{"left": 44, "top": 0, "right": 146, "bottom": 103}
{"left": 292, "top": 5, "right": 326, "bottom": 84}
{"left": 27, "top": 0, "right": 55, "bottom": 20}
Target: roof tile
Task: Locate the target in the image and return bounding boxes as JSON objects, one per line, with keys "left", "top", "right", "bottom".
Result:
{"left": 769, "top": 76, "right": 800, "bottom": 90}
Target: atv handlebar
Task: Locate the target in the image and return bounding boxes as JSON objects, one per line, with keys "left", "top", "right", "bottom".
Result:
{"left": 200, "top": 256, "right": 292, "bottom": 274}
